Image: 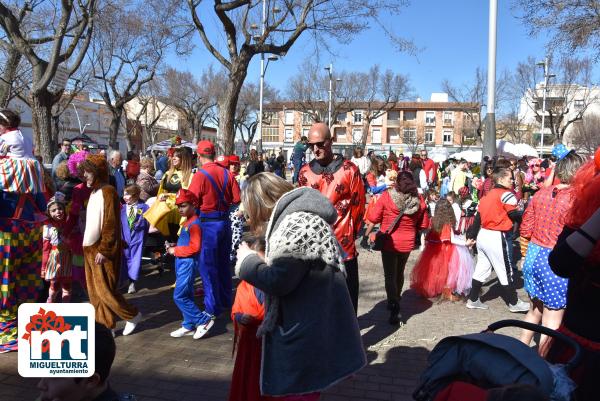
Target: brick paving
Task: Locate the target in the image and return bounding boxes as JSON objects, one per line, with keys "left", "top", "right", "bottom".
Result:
{"left": 0, "top": 248, "right": 525, "bottom": 401}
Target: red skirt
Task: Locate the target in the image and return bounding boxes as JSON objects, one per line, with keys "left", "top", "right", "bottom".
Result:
{"left": 229, "top": 323, "right": 283, "bottom": 401}
{"left": 410, "top": 241, "right": 452, "bottom": 298}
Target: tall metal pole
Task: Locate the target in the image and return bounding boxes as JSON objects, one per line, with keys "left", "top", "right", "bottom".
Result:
{"left": 483, "top": 0, "right": 497, "bottom": 161}
{"left": 257, "top": 0, "right": 267, "bottom": 154}
{"left": 328, "top": 63, "right": 333, "bottom": 128}
{"left": 539, "top": 57, "right": 549, "bottom": 156}
{"left": 72, "top": 103, "right": 84, "bottom": 135}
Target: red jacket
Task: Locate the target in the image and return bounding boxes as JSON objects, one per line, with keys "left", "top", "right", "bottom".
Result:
{"left": 422, "top": 158, "right": 437, "bottom": 184}
{"left": 367, "top": 191, "right": 426, "bottom": 252}
{"left": 298, "top": 156, "right": 366, "bottom": 260}
{"left": 188, "top": 162, "right": 241, "bottom": 213}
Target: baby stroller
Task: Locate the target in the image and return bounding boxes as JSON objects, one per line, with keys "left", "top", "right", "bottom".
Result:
{"left": 413, "top": 320, "right": 582, "bottom": 401}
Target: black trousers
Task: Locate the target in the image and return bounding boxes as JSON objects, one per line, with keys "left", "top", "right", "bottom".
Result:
{"left": 344, "top": 258, "right": 359, "bottom": 315}
{"left": 381, "top": 251, "right": 411, "bottom": 303}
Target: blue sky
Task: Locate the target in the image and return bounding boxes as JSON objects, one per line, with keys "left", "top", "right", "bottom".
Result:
{"left": 173, "top": 1, "right": 597, "bottom": 101}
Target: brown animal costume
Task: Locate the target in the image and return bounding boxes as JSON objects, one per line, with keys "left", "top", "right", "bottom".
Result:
{"left": 81, "top": 154, "right": 138, "bottom": 328}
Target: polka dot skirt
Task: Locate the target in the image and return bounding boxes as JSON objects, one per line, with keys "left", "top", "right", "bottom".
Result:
{"left": 522, "top": 242, "right": 568, "bottom": 309}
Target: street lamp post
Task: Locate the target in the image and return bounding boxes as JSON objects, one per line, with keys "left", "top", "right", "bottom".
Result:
{"left": 536, "top": 58, "right": 555, "bottom": 156}
{"left": 72, "top": 103, "right": 91, "bottom": 135}
{"left": 324, "top": 64, "right": 342, "bottom": 129}
{"left": 256, "top": 1, "right": 279, "bottom": 154}
{"left": 483, "top": 0, "right": 498, "bottom": 162}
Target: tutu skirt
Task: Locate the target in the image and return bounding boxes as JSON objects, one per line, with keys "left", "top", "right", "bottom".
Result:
{"left": 446, "top": 245, "right": 474, "bottom": 295}
{"left": 411, "top": 241, "right": 451, "bottom": 298}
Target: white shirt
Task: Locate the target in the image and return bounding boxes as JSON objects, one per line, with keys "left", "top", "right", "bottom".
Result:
{"left": 0, "top": 129, "right": 34, "bottom": 158}
{"left": 351, "top": 156, "right": 371, "bottom": 176}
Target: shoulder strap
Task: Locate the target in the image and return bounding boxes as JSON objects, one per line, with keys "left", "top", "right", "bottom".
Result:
{"left": 383, "top": 211, "right": 403, "bottom": 234}
{"left": 199, "top": 168, "right": 228, "bottom": 210}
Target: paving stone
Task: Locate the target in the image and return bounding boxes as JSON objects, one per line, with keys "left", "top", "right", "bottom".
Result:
{"left": 0, "top": 246, "right": 526, "bottom": 400}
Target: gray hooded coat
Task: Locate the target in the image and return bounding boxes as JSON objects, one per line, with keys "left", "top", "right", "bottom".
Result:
{"left": 239, "top": 187, "right": 366, "bottom": 396}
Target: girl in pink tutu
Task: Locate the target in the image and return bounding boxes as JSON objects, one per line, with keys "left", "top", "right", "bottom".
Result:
{"left": 411, "top": 199, "right": 475, "bottom": 299}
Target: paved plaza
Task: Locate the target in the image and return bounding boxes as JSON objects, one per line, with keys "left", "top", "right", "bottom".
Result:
{"left": 0, "top": 248, "right": 525, "bottom": 401}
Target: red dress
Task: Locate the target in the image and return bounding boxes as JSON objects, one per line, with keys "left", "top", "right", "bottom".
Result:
{"left": 411, "top": 226, "right": 453, "bottom": 298}
{"left": 298, "top": 156, "right": 366, "bottom": 260}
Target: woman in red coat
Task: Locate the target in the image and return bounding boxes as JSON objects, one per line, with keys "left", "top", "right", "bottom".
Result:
{"left": 365, "top": 171, "right": 426, "bottom": 325}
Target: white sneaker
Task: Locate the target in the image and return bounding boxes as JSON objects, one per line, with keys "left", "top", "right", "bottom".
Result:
{"left": 170, "top": 327, "right": 194, "bottom": 338}
{"left": 127, "top": 282, "right": 136, "bottom": 294}
{"left": 122, "top": 312, "right": 142, "bottom": 336}
{"left": 193, "top": 316, "right": 215, "bottom": 340}
{"left": 508, "top": 299, "right": 530, "bottom": 313}
{"left": 466, "top": 299, "right": 489, "bottom": 310}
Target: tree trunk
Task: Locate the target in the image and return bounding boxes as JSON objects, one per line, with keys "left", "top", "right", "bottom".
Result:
{"left": 361, "top": 120, "right": 371, "bottom": 147}
{"left": 109, "top": 108, "right": 123, "bottom": 151}
{"left": 218, "top": 58, "right": 250, "bottom": 154}
{"left": 31, "top": 90, "right": 59, "bottom": 162}
{"left": 0, "top": 48, "right": 22, "bottom": 108}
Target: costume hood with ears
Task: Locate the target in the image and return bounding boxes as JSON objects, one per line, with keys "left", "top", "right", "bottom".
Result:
{"left": 85, "top": 154, "right": 110, "bottom": 189}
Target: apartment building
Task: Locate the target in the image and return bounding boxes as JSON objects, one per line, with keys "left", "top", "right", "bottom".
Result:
{"left": 518, "top": 83, "right": 600, "bottom": 153}
{"left": 261, "top": 97, "right": 480, "bottom": 159}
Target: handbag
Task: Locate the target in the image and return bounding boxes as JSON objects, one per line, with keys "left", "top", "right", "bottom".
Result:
{"left": 372, "top": 212, "right": 403, "bottom": 251}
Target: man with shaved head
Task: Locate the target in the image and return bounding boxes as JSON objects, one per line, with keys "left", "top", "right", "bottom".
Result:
{"left": 298, "top": 123, "right": 366, "bottom": 314}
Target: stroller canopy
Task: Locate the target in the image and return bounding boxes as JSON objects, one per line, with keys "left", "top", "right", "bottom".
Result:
{"left": 413, "top": 332, "right": 554, "bottom": 401}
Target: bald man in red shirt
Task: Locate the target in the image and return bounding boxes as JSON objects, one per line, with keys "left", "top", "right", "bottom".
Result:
{"left": 188, "top": 141, "right": 241, "bottom": 321}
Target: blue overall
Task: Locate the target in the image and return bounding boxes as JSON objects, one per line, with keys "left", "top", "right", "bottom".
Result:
{"left": 173, "top": 216, "right": 205, "bottom": 330}
{"left": 197, "top": 168, "right": 233, "bottom": 317}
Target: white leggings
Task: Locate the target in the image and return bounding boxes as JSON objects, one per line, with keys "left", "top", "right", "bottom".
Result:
{"left": 473, "top": 228, "right": 515, "bottom": 286}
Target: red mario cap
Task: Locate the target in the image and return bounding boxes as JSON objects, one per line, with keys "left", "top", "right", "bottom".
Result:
{"left": 175, "top": 189, "right": 198, "bottom": 206}
{"left": 197, "top": 140, "right": 215, "bottom": 156}
{"left": 216, "top": 155, "right": 230, "bottom": 168}
{"left": 229, "top": 155, "right": 240, "bottom": 164}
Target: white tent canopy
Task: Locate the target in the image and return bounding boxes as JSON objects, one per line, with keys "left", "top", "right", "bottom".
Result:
{"left": 146, "top": 140, "right": 195, "bottom": 152}
{"left": 450, "top": 149, "right": 482, "bottom": 163}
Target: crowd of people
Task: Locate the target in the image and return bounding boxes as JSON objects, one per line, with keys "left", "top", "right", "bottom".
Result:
{"left": 1, "top": 106, "right": 599, "bottom": 400}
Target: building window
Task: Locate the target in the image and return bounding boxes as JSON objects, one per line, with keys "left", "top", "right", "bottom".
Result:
{"left": 262, "top": 127, "right": 279, "bottom": 142}
{"left": 403, "top": 127, "right": 416, "bottom": 143}
{"left": 284, "top": 128, "right": 294, "bottom": 142}
{"left": 371, "top": 128, "right": 382, "bottom": 144}
{"left": 264, "top": 111, "right": 278, "bottom": 125}
{"left": 284, "top": 110, "right": 294, "bottom": 125}
{"left": 352, "top": 128, "right": 363, "bottom": 143}
{"left": 403, "top": 110, "right": 416, "bottom": 121}
{"left": 443, "top": 111, "right": 453, "bottom": 125}
{"left": 443, "top": 130, "right": 453, "bottom": 144}
{"left": 333, "top": 127, "right": 345, "bottom": 141}
{"left": 388, "top": 128, "right": 400, "bottom": 141}
{"left": 425, "top": 129, "right": 434, "bottom": 143}
{"left": 353, "top": 110, "right": 363, "bottom": 124}
{"left": 425, "top": 111, "right": 435, "bottom": 126}
{"left": 574, "top": 99, "right": 584, "bottom": 110}
{"left": 387, "top": 111, "right": 400, "bottom": 121}
{"left": 336, "top": 112, "right": 347, "bottom": 122}
{"left": 302, "top": 112, "right": 313, "bottom": 125}
{"left": 372, "top": 114, "right": 383, "bottom": 125}
{"left": 302, "top": 128, "right": 309, "bottom": 138}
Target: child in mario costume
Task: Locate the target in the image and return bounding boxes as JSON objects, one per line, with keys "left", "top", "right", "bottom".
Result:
{"left": 166, "top": 189, "right": 214, "bottom": 339}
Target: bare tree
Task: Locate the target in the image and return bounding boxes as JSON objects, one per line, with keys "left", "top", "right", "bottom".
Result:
{"left": 286, "top": 60, "right": 348, "bottom": 125}
{"left": 164, "top": 66, "right": 217, "bottom": 143}
{"left": 497, "top": 110, "right": 533, "bottom": 145}
{"left": 91, "top": 0, "right": 192, "bottom": 151}
{"left": 570, "top": 114, "right": 600, "bottom": 155}
{"left": 0, "top": 0, "right": 95, "bottom": 161}
{"left": 442, "top": 67, "right": 511, "bottom": 144}
{"left": 345, "top": 65, "right": 411, "bottom": 147}
{"left": 513, "top": 55, "right": 598, "bottom": 143}
{"left": 235, "top": 80, "right": 277, "bottom": 155}
{"left": 515, "top": 0, "right": 600, "bottom": 57}
{"left": 187, "top": 0, "right": 413, "bottom": 154}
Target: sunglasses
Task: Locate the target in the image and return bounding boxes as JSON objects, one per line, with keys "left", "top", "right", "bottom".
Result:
{"left": 533, "top": 164, "right": 540, "bottom": 167}
{"left": 308, "top": 140, "right": 328, "bottom": 149}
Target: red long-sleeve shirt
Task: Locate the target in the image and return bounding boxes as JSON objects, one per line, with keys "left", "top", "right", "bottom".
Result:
{"left": 173, "top": 216, "right": 202, "bottom": 257}
{"left": 188, "top": 162, "right": 241, "bottom": 213}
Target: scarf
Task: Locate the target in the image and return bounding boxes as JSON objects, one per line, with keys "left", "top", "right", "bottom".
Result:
{"left": 388, "top": 188, "right": 420, "bottom": 215}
